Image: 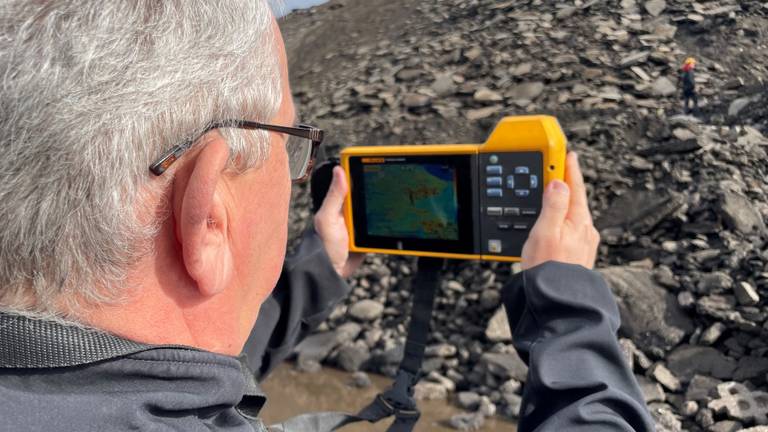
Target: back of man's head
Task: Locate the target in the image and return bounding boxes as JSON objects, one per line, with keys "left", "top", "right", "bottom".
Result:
{"left": 0, "top": 0, "right": 281, "bottom": 318}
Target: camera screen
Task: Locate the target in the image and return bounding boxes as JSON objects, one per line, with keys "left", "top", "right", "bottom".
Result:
{"left": 362, "top": 163, "right": 459, "bottom": 240}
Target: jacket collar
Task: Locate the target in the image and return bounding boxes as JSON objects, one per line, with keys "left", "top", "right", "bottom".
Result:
{"left": 0, "top": 312, "right": 267, "bottom": 416}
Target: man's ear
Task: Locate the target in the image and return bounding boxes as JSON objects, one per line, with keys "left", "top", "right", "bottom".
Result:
{"left": 172, "top": 133, "right": 233, "bottom": 297}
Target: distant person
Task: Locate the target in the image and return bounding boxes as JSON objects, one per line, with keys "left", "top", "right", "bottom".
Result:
{"left": 680, "top": 57, "right": 698, "bottom": 114}
{"left": 0, "top": 1, "right": 652, "bottom": 431}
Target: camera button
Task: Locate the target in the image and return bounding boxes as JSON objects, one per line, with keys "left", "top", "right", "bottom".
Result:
{"left": 487, "top": 188, "right": 503, "bottom": 197}
{"left": 503, "top": 207, "right": 520, "bottom": 216}
{"left": 515, "top": 189, "right": 530, "bottom": 197}
{"left": 486, "top": 165, "right": 502, "bottom": 175}
{"left": 506, "top": 175, "right": 515, "bottom": 189}
{"left": 514, "top": 166, "right": 530, "bottom": 174}
{"left": 497, "top": 222, "right": 512, "bottom": 230}
{"left": 486, "top": 176, "right": 502, "bottom": 186}
{"left": 513, "top": 223, "right": 529, "bottom": 230}
{"left": 521, "top": 208, "right": 537, "bottom": 216}
{"left": 489, "top": 155, "right": 499, "bottom": 164}
{"left": 487, "top": 207, "right": 503, "bottom": 216}
{"left": 488, "top": 239, "right": 502, "bottom": 253}
{"left": 529, "top": 174, "right": 538, "bottom": 188}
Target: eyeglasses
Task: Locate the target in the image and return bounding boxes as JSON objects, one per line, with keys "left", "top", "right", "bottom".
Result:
{"left": 149, "top": 120, "right": 324, "bottom": 183}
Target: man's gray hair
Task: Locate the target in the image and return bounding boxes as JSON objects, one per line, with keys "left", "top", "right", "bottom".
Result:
{"left": 0, "top": 0, "right": 282, "bottom": 317}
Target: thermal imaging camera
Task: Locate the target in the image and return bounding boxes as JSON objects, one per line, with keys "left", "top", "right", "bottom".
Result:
{"left": 338, "top": 115, "right": 567, "bottom": 262}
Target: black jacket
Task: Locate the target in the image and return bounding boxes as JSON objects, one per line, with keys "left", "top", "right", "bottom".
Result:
{"left": 0, "top": 230, "right": 653, "bottom": 431}
{"left": 681, "top": 69, "right": 696, "bottom": 94}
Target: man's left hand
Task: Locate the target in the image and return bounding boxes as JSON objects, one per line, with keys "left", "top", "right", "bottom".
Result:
{"left": 314, "top": 166, "right": 365, "bottom": 278}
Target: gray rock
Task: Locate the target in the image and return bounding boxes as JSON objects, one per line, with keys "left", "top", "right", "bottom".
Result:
{"left": 700, "top": 322, "right": 727, "bottom": 346}
{"left": 479, "top": 351, "right": 528, "bottom": 382}
{"left": 431, "top": 73, "right": 456, "bottom": 96}
{"left": 682, "top": 400, "right": 698, "bottom": 417}
{"left": 509, "top": 62, "right": 532, "bottom": 77}
{"left": 734, "top": 281, "right": 760, "bottom": 306}
{"left": 652, "top": 76, "right": 676, "bottom": 97}
{"left": 479, "top": 289, "right": 501, "bottom": 309}
{"left": 652, "top": 363, "right": 682, "bottom": 392}
{"left": 728, "top": 97, "right": 752, "bottom": 117}
{"left": 644, "top": 0, "right": 666, "bottom": 17}
{"left": 708, "top": 382, "right": 768, "bottom": 425}
{"left": 336, "top": 341, "right": 370, "bottom": 372}
{"left": 500, "top": 379, "right": 522, "bottom": 395}
{"left": 697, "top": 408, "right": 715, "bottom": 429}
{"left": 448, "top": 412, "right": 485, "bottom": 431}
{"left": 734, "top": 356, "right": 768, "bottom": 381}
{"left": 413, "top": 381, "right": 448, "bottom": 401}
{"left": 667, "top": 345, "right": 737, "bottom": 382}
{"left": 620, "top": 51, "right": 651, "bottom": 68}
{"left": 696, "top": 295, "right": 759, "bottom": 332}
{"left": 335, "top": 322, "right": 363, "bottom": 344}
{"left": 465, "top": 105, "right": 503, "bottom": 121}
{"left": 350, "top": 371, "right": 372, "bottom": 388}
{"left": 425, "top": 343, "right": 457, "bottom": 358}
{"left": 295, "top": 331, "right": 340, "bottom": 367}
{"left": 402, "top": 93, "right": 431, "bottom": 109}
{"left": 654, "top": 266, "right": 679, "bottom": 289}
{"left": 508, "top": 81, "right": 545, "bottom": 101}
{"left": 485, "top": 307, "right": 512, "bottom": 342}
{"left": 697, "top": 272, "right": 734, "bottom": 294}
{"left": 395, "top": 68, "right": 422, "bottom": 81}
{"left": 457, "top": 391, "right": 481, "bottom": 410}
{"left": 708, "top": 420, "right": 743, "bottom": 432}
{"left": 678, "top": 292, "right": 696, "bottom": 309}
{"left": 600, "top": 266, "right": 694, "bottom": 352}
{"left": 502, "top": 392, "right": 522, "bottom": 419}
{"left": 637, "top": 375, "right": 666, "bottom": 403}
{"left": 596, "top": 190, "right": 685, "bottom": 235}
{"left": 348, "top": 299, "right": 384, "bottom": 321}
{"left": 478, "top": 396, "right": 496, "bottom": 417}
{"left": 685, "top": 374, "right": 722, "bottom": 402}
{"left": 473, "top": 87, "right": 503, "bottom": 103}
{"left": 651, "top": 403, "right": 682, "bottom": 432}
{"left": 717, "top": 192, "right": 766, "bottom": 236}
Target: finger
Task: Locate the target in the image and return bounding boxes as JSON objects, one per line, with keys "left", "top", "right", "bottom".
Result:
{"left": 531, "top": 179, "right": 570, "bottom": 237}
{"left": 318, "top": 166, "right": 348, "bottom": 216}
{"left": 565, "top": 152, "right": 592, "bottom": 224}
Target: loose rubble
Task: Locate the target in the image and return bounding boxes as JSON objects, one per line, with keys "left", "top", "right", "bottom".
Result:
{"left": 282, "top": 0, "right": 768, "bottom": 430}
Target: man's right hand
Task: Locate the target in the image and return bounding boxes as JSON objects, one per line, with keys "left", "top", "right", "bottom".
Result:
{"left": 521, "top": 152, "right": 600, "bottom": 270}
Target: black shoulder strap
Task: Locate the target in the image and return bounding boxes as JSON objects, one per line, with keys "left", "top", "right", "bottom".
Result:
{"left": 0, "top": 313, "right": 153, "bottom": 368}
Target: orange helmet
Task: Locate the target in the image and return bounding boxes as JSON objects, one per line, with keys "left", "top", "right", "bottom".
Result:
{"left": 684, "top": 57, "right": 696, "bottom": 66}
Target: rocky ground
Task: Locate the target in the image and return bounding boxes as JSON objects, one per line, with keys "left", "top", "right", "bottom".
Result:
{"left": 280, "top": 1, "right": 768, "bottom": 431}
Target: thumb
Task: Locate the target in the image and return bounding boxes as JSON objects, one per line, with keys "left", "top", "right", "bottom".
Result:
{"left": 534, "top": 180, "right": 570, "bottom": 231}
{"left": 318, "top": 166, "right": 348, "bottom": 216}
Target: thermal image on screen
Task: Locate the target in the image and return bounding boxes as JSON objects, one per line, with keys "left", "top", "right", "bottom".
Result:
{"left": 363, "top": 163, "right": 459, "bottom": 240}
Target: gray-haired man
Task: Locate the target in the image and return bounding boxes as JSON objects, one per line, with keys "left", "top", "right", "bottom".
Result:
{"left": 0, "top": 1, "right": 652, "bottom": 431}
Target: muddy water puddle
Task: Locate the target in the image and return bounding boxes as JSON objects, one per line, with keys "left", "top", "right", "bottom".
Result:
{"left": 260, "top": 363, "right": 517, "bottom": 431}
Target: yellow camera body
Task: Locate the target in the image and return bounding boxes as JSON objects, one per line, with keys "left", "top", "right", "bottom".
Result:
{"left": 341, "top": 115, "right": 567, "bottom": 262}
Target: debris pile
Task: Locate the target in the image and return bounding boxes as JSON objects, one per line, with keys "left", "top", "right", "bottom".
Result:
{"left": 282, "top": 0, "right": 768, "bottom": 430}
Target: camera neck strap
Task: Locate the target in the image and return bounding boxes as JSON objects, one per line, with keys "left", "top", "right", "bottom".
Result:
{"left": 271, "top": 257, "right": 444, "bottom": 432}
{"left": 348, "top": 257, "right": 444, "bottom": 431}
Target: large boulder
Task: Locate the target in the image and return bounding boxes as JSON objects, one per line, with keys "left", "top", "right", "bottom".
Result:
{"left": 479, "top": 351, "right": 528, "bottom": 382}
{"left": 666, "top": 345, "right": 737, "bottom": 382}
{"left": 596, "top": 190, "right": 685, "bottom": 236}
{"left": 717, "top": 191, "right": 766, "bottom": 236}
{"left": 600, "top": 266, "right": 694, "bottom": 353}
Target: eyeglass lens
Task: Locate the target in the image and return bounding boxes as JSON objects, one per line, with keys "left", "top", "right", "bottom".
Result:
{"left": 286, "top": 134, "right": 312, "bottom": 180}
